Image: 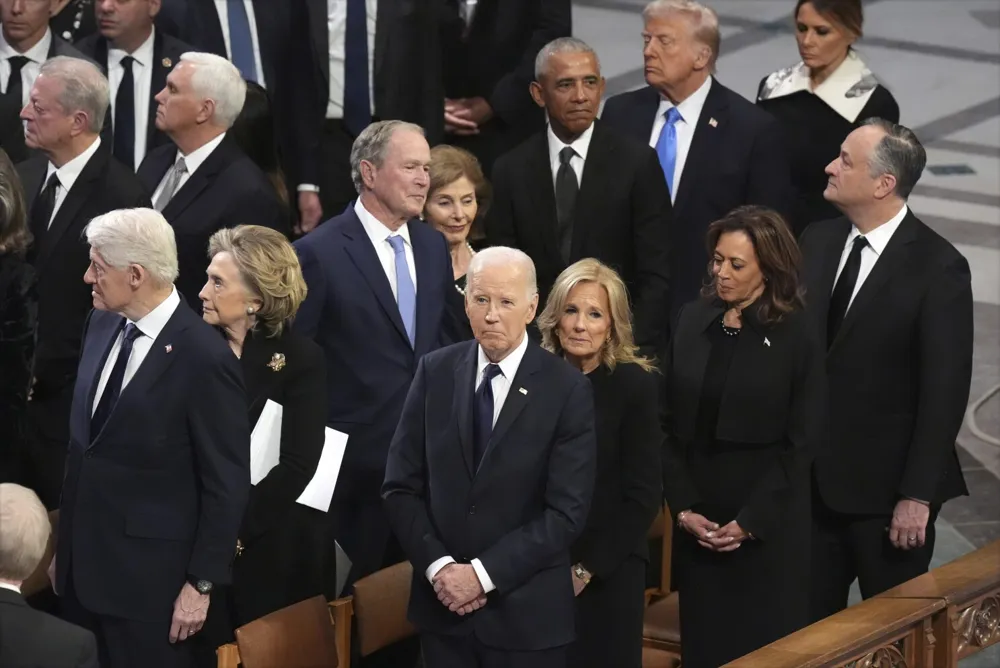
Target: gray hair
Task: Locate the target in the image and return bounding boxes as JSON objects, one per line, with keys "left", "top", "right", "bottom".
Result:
{"left": 534, "top": 37, "right": 601, "bottom": 81}
{"left": 37, "top": 56, "right": 109, "bottom": 133}
{"left": 85, "top": 208, "right": 179, "bottom": 286}
{"left": 350, "top": 120, "right": 426, "bottom": 194}
{"left": 0, "top": 484, "right": 50, "bottom": 582}
{"left": 643, "top": 0, "right": 721, "bottom": 70}
{"left": 466, "top": 246, "right": 538, "bottom": 301}
{"left": 179, "top": 52, "right": 247, "bottom": 128}
{"left": 861, "top": 118, "right": 926, "bottom": 199}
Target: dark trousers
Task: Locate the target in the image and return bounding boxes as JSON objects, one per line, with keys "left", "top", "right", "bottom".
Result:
{"left": 317, "top": 119, "right": 361, "bottom": 221}
{"left": 23, "top": 392, "right": 73, "bottom": 510}
{"left": 569, "top": 555, "right": 645, "bottom": 668}
{"left": 809, "top": 498, "right": 939, "bottom": 623}
{"left": 421, "top": 633, "right": 567, "bottom": 668}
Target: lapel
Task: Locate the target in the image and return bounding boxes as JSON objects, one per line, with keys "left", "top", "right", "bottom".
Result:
{"left": 306, "top": 0, "right": 329, "bottom": 87}
{"left": 573, "top": 122, "right": 613, "bottom": 258}
{"left": 374, "top": 0, "right": 389, "bottom": 82}
{"left": 479, "top": 341, "right": 541, "bottom": 471}
{"left": 673, "top": 78, "right": 728, "bottom": 215}
{"left": 410, "top": 224, "right": 438, "bottom": 356}
{"left": 684, "top": 299, "right": 725, "bottom": 416}
{"left": 620, "top": 86, "right": 660, "bottom": 145}
{"left": 525, "top": 134, "right": 561, "bottom": 267}
{"left": 197, "top": 1, "right": 228, "bottom": 57}
{"left": 453, "top": 342, "right": 478, "bottom": 478}
{"left": 137, "top": 143, "right": 175, "bottom": 191}
{"left": 810, "top": 219, "right": 852, "bottom": 336}
{"left": 241, "top": 328, "right": 278, "bottom": 423}
{"left": 80, "top": 313, "right": 124, "bottom": 445}
{"left": 162, "top": 138, "right": 233, "bottom": 220}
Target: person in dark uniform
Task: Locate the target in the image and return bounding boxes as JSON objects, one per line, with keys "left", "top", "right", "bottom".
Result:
{"left": 536, "top": 258, "right": 662, "bottom": 668}
{"left": 662, "top": 205, "right": 824, "bottom": 668}
{"left": 757, "top": 0, "right": 899, "bottom": 234}
{"left": 50, "top": 0, "right": 97, "bottom": 43}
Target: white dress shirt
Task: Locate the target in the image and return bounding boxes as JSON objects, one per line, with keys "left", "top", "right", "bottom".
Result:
{"left": 0, "top": 582, "right": 21, "bottom": 594}
{"left": 92, "top": 288, "right": 181, "bottom": 414}
{"left": 43, "top": 137, "right": 103, "bottom": 229}
{"left": 833, "top": 204, "right": 908, "bottom": 310}
{"left": 108, "top": 28, "right": 156, "bottom": 170}
{"left": 424, "top": 333, "right": 530, "bottom": 594}
{"left": 547, "top": 121, "right": 595, "bottom": 189}
{"left": 354, "top": 198, "right": 418, "bottom": 296}
{"left": 150, "top": 132, "right": 227, "bottom": 204}
{"left": 648, "top": 76, "right": 713, "bottom": 201}
{"left": 325, "top": 0, "right": 377, "bottom": 119}
{"left": 0, "top": 28, "right": 52, "bottom": 105}
{"left": 213, "top": 0, "right": 266, "bottom": 88}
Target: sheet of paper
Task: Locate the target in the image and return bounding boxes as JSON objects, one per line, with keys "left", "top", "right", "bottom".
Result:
{"left": 296, "top": 427, "right": 348, "bottom": 512}
{"left": 249, "top": 399, "right": 282, "bottom": 485}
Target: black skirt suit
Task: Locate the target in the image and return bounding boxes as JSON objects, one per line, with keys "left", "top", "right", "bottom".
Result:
{"left": 662, "top": 298, "right": 826, "bottom": 667}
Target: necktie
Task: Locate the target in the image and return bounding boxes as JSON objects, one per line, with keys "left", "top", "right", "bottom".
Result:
{"left": 343, "top": 0, "right": 371, "bottom": 136}
{"left": 473, "top": 363, "right": 502, "bottom": 471}
{"left": 91, "top": 323, "right": 143, "bottom": 439}
{"left": 29, "top": 173, "right": 60, "bottom": 244}
{"left": 387, "top": 235, "right": 416, "bottom": 346}
{"left": 655, "top": 106, "right": 683, "bottom": 197}
{"left": 827, "top": 235, "right": 869, "bottom": 346}
{"left": 555, "top": 146, "right": 578, "bottom": 264}
{"left": 154, "top": 157, "right": 188, "bottom": 212}
{"left": 114, "top": 56, "right": 136, "bottom": 170}
{"left": 5, "top": 55, "right": 29, "bottom": 104}
{"left": 226, "top": 0, "right": 257, "bottom": 82}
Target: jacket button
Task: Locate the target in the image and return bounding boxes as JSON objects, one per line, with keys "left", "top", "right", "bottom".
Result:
{"left": 84, "top": 451, "right": 93, "bottom": 459}
{"left": 469, "top": 506, "right": 476, "bottom": 515}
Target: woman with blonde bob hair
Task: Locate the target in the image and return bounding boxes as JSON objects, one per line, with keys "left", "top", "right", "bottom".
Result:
{"left": 537, "top": 258, "right": 662, "bottom": 668}
{"left": 196, "top": 225, "right": 331, "bottom": 659}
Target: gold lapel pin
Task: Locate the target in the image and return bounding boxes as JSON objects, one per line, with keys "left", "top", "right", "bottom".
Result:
{"left": 162, "top": 57, "right": 172, "bottom": 68}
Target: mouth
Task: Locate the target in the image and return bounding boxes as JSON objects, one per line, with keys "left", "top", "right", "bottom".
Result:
{"left": 567, "top": 337, "right": 590, "bottom": 344}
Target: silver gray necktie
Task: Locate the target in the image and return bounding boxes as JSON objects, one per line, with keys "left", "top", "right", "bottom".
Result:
{"left": 153, "top": 157, "right": 188, "bottom": 212}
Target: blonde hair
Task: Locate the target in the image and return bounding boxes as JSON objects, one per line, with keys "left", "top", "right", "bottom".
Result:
{"left": 643, "top": 0, "right": 721, "bottom": 71}
{"left": 207, "top": 225, "right": 307, "bottom": 337}
{"left": 0, "top": 484, "right": 50, "bottom": 582}
{"left": 537, "top": 259, "right": 656, "bottom": 372}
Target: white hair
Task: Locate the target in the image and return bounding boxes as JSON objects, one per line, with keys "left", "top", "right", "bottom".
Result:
{"left": 85, "top": 208, "right": 179, "bottom": 286}
{"left": 37, "top": 56, "right": 110, "bottom": 133}
{"left": 534, "top": 37, "right": 601, "bottom": 81}
{"left": 179, "top": 52, "right": 247, "bottom": 129}
{"left": 643, "top": 0, "right": 721, "bottom": 70}
{"left": 466, "top": 246, "right": 538, "bottom": 301}
{"left": 0, "top": 484, "right": 50, "bottom": 582}
{"left": 350, "top": 120, "right": 426, "bottom": 193}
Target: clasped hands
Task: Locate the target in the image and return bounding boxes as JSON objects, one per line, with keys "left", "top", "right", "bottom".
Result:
{"left": 432, "top": 563, "right": 487, "bottom": 616}
{"left": 678, "top": 510, "right": 750, "bottom": 552}
{"left": 444, "top": 97, "right": 494, "bottom": 136}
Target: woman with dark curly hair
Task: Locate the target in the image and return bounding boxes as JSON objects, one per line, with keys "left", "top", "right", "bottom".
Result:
{"left": 662, "top": 205, "right": 826, "bottom": 667}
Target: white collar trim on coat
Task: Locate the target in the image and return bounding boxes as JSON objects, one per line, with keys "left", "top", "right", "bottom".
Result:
{"left": 758, "top": 50, "right": 879, "bottom": 122}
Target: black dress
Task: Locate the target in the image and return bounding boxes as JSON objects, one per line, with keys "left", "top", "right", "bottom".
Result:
{"left": 663, "top": 300, "right": 825, "bottom": 668}
{"left": 757, "top": 53, "right": 900, "bottom": 234}
{"left": 0, "top": 254, "right": 34, "bottom": 484}
{"left": 569, "top": 362, "right": 662, "bottom": 668}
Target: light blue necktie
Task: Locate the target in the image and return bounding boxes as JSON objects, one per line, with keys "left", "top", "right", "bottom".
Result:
{"left": 226, "top": 0, "right": 257, "bottom": 82}
{"left": 655, "top": 107, "right": 683, "bottom": 197}
{"left": 387, "top": 235, "right": 416, "bottom": 346}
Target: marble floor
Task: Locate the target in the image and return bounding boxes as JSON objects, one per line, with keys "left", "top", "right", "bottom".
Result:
{"left": 573, "top": 0, "right": 1000, "bottom": 663}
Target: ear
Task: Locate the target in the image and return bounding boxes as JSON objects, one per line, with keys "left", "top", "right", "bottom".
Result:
{"left": 149, "top": 0, "right": 163, "bottom": 18}
{"left": 128, "top": 263, "right": 145, "bottom": 288}
{"left": 528, "top": 81, "right": 546, "bottom": 109}
{"left": 359, "top": 159, "right": 377, "bottom": 190}
{"left": 597, "top": 76, "right": 607, "bottom": 99}
{"left": 196, "top": 97, "right": 217, "bottom": 125}
{"left": 874, "top": 172, "right": 898, "bottom": 200}
{"left": 692, "top": 44, "right": 713, "bottom": 72}
{"left": 68, "top": 110, "right": 90, "bottom": 137}
{"left": 525, "top": 293, "right": 539, "bottom": 324}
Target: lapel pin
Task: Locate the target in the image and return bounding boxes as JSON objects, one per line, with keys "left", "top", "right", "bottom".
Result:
{"left": 764, "top": 337, "right": 771, "bottom": 347}
{"left": 708, "top": 117, "right": 718, "bottom": 127}
{"left": 164, "top": 344, "right": 173, "bottom": 353}
{"left": 162, "top": 57, "right": 172, "bottom": 68}
{"left": 519, "top": 387, "right": 528, "bottom": 395}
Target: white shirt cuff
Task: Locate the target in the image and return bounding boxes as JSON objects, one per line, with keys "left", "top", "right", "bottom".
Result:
{"left": 297, "top": 184, "right": 320, "bottom": 193}
{"left": 471, "top": 558, "right": 495, "bottom": 593}
{"left": 425, "top": 556, "right": 456, "bottom": 583}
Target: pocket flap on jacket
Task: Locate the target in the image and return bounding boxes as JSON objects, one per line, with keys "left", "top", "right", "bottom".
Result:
{"left": 125, "top": 509, "right": 191, "bottom": 541}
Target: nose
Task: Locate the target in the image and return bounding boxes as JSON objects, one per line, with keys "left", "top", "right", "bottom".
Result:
{"left": 573, "top": 313, "right": 586, "bottom": 331}
{"left": 825, "top": 159, "right": 838, "bottom": 176}
{"left": 154, "top": 87, "right": 166, "bottom": 104}
{"left": 643, "top": 40, "right": 655, "bottom": 59}
{"left": 485, "top": 303, "right": 500, "bottom": 323}
{"left": 198, "top": 281, "right": 211, "bottom": 302}
{"left": 801, "top": 31, "right": 815, "bottom": 48}
{"left": 12, "top": 0, "right": 26, "bottom": 14}
{"left": 19, "top": 102, "right": 31, "bottom": 121}
{"left": 83, "top": 265, "right": 96, "bottom": 284}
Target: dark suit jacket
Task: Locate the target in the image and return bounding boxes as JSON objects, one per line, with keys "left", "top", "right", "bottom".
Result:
{"left": 382, "top": 340, "right": 597, "bottom": 650}
{"left": 74, "top": 29, "right": 193, "bottom": 163}
{"left": 17, "top": 141, "right": 150, "bottom": 443}
{"left": 486, "top": 121, "right": 672, "bottom": 350}
{"left": 800, "top": 212, "right": 973, "bottom": 514}
{"left": 293, "top": 206, "right": 459, "bottom": 496}
{"left": 56, "top": 301, "right": 250, "bottom": 622}
{"left": 136, "top": 137, "right": 287, "bottom": 308}
{"left": 601, "top": 79, "right": 793, "bottom": 316}
{"left": 0, "top": 587, "right": 98, "bottom": 668}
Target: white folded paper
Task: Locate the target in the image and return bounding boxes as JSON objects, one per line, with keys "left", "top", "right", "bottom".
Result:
{"left": 249, "top": 399, "right": 348, "bottom": 512}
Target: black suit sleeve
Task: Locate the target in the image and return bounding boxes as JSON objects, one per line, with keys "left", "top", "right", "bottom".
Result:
{"left": 898, "top": 254, "right": 973, "bottom": 502}
{"left": 74, "top": 630, "right": 99, "bottom": 668}
{"left": 661, "top": 306, "right": 704, "bottom": 517}
{"left": 630, "top": 146, "right": 672, "bottom": 349}
{"left": 293, "top": 240, "right": 325, "bottom": 339}
{"left": 484, "top": 156, "right": 518, "bottom": 247}
{"left": 240, "top": 342, "right": 327, "bottom": 544}
{"left": 477, "top": 376, "right": 596, "bottom": 594}
{"left": 228, "top": 185, "right": 291, "bottom": 238}
{"left": 745, "top": 114, "right": 794, "bottom": 222}
{"left": 576, "top": 367, "right": 662, "bottom": 579}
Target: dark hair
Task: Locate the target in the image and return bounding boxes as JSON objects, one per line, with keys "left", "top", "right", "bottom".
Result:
{"left": 229, "top": 81, "right": 288, "bottom": 206}
{"left": 794, "top": 0, "right": 864, "bottom": 39}
{"left": 860, "top": 118, "right": 926, "bottom": 199}
{"left": 426, "top": 145, "right": 491, "bottom": 243}
{"left": 701, "top": 205, "right": 805, "bottom": 324}
{"left": 0, "top": 148, "right": 30, "bottom": 256}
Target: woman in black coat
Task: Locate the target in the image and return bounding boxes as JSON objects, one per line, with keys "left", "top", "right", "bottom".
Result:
{"left": 537, "top": 258, "right": 662, "bottom": 668}
{"left": 757, "top": 0, "right": 899, "bottom": 234}
{"left": 663, "top": 206, "right": 825, "bottom": 667}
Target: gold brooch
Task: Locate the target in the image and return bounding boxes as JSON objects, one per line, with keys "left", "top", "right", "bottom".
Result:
{"left": 162, "top": 57, "right": 172, "bottom": 68}
{"left": 267, "top": 353, "right": 286, "bottom": 372}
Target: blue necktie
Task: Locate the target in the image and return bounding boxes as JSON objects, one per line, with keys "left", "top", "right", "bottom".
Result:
{"left": 343, "top": 0, "right": 371, "bottom": 136}
{"left": 387, "top": 235, "right": 416, "bottom": 346}
{"left": 473, "top": 363, "right": 502, "bottom": 471}
{"left": 655, "top": 107, "right": 683, "bottom": 197}
{"left": 91, "top": 322, "right": 143, "bottom": 439}
{"left": 226, "top": 0, "right": 257, "bottom": 82}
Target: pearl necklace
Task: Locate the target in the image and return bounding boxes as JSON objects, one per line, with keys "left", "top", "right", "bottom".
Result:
{"left": 454, "top": 243, "right": 476, "bottom": 296}
{"left": 720, "top": 315, "right": 742, "bottom": 337}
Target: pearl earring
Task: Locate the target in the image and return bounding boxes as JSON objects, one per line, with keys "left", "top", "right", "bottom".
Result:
{"left": 246, "top": 306, "right": 255, "bottom": 315}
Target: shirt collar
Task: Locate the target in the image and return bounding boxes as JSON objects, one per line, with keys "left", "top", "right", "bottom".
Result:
{"left": 46, "top": 136, "right": 102, "bottom": 191}
{"left": 758, "top": 51, "right": 878, "bottom": 122}
{"left": 0, "top": 27, "right": 52, "bottom": 63}
{"left": 354, "top": 197, "right": 413, "bottom": 249}
{"left": 129, "top": 287, "right": 181, "bottom": 339}
{"left": 847, "top": 204, "right": 908, "bottom": 257}
{"left": 547, "top": 120, "right": 595, "bottom": 166}
{"left": 0, "top": 582, "right": 21, "bottom": 594}
{"left": 177, "top": 132, "right": 226, "bottom": 176}
{"left": 657, "top": 75, "right": 713, "bottom": 126}
{"left": 109, "top": 26, "right": 156, "bottom": 67}
{"left": 477, "top": 329, "right": 529, "bottom": 382}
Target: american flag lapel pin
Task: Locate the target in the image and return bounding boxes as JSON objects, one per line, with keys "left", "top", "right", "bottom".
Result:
{"left": 764, "top": 337, "right": 771, "bottom": 347}
{"left": 165, "top": 344, "right": 173, "bottom": 353}
{"left": 708, "top": 117, "right": 718, "bottom": 128}
{"left": 519, "top": 387, "right": 528, "bottom": 395}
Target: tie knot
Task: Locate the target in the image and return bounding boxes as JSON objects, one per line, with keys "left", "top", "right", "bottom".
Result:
{"left": 387, "top": 235, "right": 406, "bottom": 254}
{"left": 483, "top": 363, "right": 502, "bottom": 383}
{"left": 174, "top": 157, "right": 188, "bottom": 174}
{"left": 123, "top": 323, "right": 143, "bottom": 343}
{"left": 43, "top": 172, "right": 61, "bottom": 192}
{"left": 120, "top": 55, "right": 135, "bottom": 69}
{"left": 559, "top": 146, "right": 575, "bottom": 165}
{"left": 8, "top": 55, "right": 29, "bottom": 72}
{"left": 665, "top": 106, "right": 683, "bottom": 125}
{"left": 852, "top": 235, "right": 869, "bottom": 251}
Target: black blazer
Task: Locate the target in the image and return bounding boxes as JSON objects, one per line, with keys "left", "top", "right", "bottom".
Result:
{"left": 662, "top": 299, "right": 825, "bottom": 540}
{"left": 137, "top": 138, "right": 287, "bottom": 308}
{"left": 0, "top": 587, "right": 98, "bottom": 668}
{"left": 571, "top": 362, "right": 662, "bottom": 579}
{"left": 57, "top": 301, "right": 250, "bottom": 622}
{"left": 486, "top": 121, "right": 672, "bottom": 350}
{"left": 601, "top": 80, "right": 793, "bottom": 316}
{"left": 382, "top": 340, "right": 597, "bottom": 650}
{"left": 17, "top": 142, "right": 150, "bottom": 440}
{"left": 0, "top": 255, "right": 34, "bottom": 479}
{"left": 800, "top": 212, "right": 973, "bottom": 514}
{"left": 75, "top": 29, "right": 194, "bottom": 164}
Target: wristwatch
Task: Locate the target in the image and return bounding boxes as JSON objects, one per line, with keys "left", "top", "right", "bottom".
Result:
{"left": 572, "top": 564, "right": 592, "bottom": 585}
{"left": 187, "top": 575, "right": 213, "bottom": 595}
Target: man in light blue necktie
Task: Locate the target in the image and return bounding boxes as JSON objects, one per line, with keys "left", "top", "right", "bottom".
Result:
{"left": 226, "top": 0, "right": 257, "bottom": 82}
{"left": 655, "top": 106, "right": 683, "bottom": 199}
